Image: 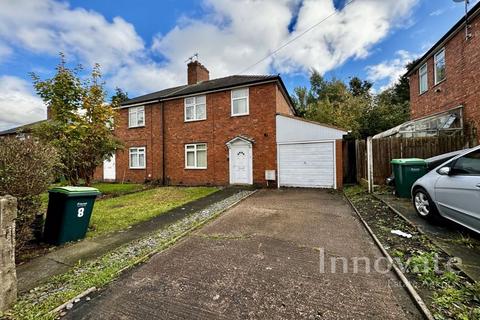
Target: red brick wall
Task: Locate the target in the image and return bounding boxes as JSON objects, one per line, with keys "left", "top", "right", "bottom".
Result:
{"left": 335, "top": 139, "right": 343, "bottom": 190}
{"left": 164, "top": 83, "right": 278, "bottom": 186}
{"left": 409, "top": 13, "right": 480, "bottom": 142}
{"left": 276, "top": 86, "right": 293, "bottom": 114}
{"left": 187, "top": 61, "right": 209, "bottom": 85}
{"left": 113, "top": 103, "right": 164, "bottom": 183}
{"left": 93, "top": 165, "right": 103, "bottom": 181}
{"left": 112, "top": 82, "right": 294, "bottom": 186}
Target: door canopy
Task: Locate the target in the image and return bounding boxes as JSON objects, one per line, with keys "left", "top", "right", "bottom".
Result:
{"left": 226, "top": 135, "right": 254, "bottom": 148}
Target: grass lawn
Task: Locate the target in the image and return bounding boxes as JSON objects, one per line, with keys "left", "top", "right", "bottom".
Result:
{"left": 87, "top": 186, "right": 218, "bottom": 237}
{"left": 88, "top": 182, "right": 147, "bottom": 196}
{"left": 40, "top": 182, "right": 146, "bottom": 209}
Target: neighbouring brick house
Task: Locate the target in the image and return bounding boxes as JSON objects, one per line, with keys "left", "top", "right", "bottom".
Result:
{"left": 95, "top": 61, "right": 346, "bottom": 189}
{"left": 404, "top": 1, "right": 480, "bottom": 141}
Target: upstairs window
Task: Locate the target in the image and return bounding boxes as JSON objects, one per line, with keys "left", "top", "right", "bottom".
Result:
{"left": 434, "top": 48, "right": 446, "bottom": 85}
{"left": 231, "top": 88, "right": 249, "bottom": 116}
{"left": 128, "top": 106, "right": 145, "bottom": 128}
{"left": 419, "top": 63, "right": 428, "bottom": 94}
{"left": 129, "top": 147, "right": 146, "bottom": 169}
{"left": 185, "top": 143, "right": 207, "bottom": 169}
{"left": 185, "top": 95, "right": 206, "bottom": 121}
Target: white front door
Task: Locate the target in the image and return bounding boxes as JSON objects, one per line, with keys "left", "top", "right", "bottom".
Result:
{"left": 230, "top": 143, "right": 252, "bottom": 185}
{"left": 103, "top": 155, "right": 116, "bottom": 181}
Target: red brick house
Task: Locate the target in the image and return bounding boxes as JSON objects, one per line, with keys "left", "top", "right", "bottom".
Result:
{"left": 96, "top": 61, "right": 346, "bottom": 188}
{"left": 405, "top": 1, "right": 480, "bottom": 141}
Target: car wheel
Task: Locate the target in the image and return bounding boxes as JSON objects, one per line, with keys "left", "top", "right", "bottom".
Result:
{"left": 413, "top": 188, "right": 438, "bottom": 219}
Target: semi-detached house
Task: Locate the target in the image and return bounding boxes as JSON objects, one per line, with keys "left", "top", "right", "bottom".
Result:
{"left": 96, "top": 61, "right": 346, "bottom": 189}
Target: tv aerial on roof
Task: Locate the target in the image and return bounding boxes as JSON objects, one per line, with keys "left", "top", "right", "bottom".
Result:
{"left": 185, "top": 53, "right": 199, "bottom": 63}
{"left": 452, "top": 0, "right": 472, "bottom": 40}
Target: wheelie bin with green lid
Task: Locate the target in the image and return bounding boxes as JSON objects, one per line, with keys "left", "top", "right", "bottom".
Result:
{"left": 43, "top": 186, "right": 101, "bottom": 245}
{"left": 391, "top": 158, "right": 428, "bottom": 198}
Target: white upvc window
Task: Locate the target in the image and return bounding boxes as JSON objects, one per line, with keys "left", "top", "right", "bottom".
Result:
{"left": 419, "top": 63, "right": 428, "bottom": 94}
{"left": 185, "top": 143, "right": 207, "bottom": 169}
{"left": 128, "top": 106, "right": 145, "bottom": 128}
{"left": 184, "top": 95, "right": 206, "bottom": 122}
{"left": 231, "top": 88, "right": 249, "bottom": 116}
{"left": 129, "top": 147, "right": 146, "bottom": 169}
{"left": 434, "top": 48, "right": 446, "bottom": 85}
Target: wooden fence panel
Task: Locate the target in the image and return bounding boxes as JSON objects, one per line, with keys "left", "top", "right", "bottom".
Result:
{"left": 355, "top": 134, "right": 476, "bottom": 185}
{"left": 356, "top": 140, "right": 366, "bottom": 183}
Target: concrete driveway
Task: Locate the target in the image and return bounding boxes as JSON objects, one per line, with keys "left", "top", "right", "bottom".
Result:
{"left": 66, "top": 189, "right": 420, "bottom": 319}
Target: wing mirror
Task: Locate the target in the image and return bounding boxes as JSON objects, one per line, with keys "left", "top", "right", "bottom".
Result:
{"left": 438, "top": 167, "right": 451, "bottom": 175}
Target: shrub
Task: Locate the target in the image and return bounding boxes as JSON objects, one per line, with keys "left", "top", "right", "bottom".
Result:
{"left": 0, "top": 137, "right": 59, "bottom": 249}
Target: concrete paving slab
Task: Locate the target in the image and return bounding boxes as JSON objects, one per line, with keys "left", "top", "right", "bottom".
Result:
{"left": 65, "top": 189, "right": 421, "bottom": 319}
{"left": 378, "top": 193, "right": 480, "bottom": 282}
{"left": 16, "top": 187, "right": 241, "bottom": 293}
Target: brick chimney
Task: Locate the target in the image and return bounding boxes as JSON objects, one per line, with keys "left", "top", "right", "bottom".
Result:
{"left": 187, "top": 61, "right": 209, "bottom": 85}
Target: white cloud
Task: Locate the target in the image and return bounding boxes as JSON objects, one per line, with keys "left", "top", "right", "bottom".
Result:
{"left": 0, "top": 0, "right": 144, "bottom": 72}
{"left": 109, "top": 62, "right": 182, "bottom": 94}
{"left": 366, "top": 50, "right": 417, "bottom": 90}
{"left": 0, "top": 0, "right": 420, "bottom": 129}
{"left": 153, "top": 0, "right": 419, "bottom": 78}
{"left": 274, "top": 0, "right": 418, "bottom": 74}
{"left": 0, "top": 42, "right": 12, "bottom": 62}
{"left": 429, "top": 9, "right": 446, "bottom": 17}
{"left": 0, "top": 76, "right": 46, "bottom": 131}
{"left": 152, "top": 0, "right": 296, "bottom": 78}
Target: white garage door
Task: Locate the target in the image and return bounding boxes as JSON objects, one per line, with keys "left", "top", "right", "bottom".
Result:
{"left": 278, "top": 142, "right": 335, "bottom": 188}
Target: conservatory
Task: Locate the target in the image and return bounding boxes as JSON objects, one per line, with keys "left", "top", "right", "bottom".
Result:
{"left": 373, "top": 106, "right": 463, "bottom": 139}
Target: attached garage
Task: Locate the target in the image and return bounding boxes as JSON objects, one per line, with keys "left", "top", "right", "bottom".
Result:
{"left": 276, "top": 115, "right": 346, "bottom": 189}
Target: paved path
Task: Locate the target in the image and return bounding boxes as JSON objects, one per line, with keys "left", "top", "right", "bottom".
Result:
{"left": 66, "top": 189, "right": 420, "bottom": 319}
{"left": 378, "top": 193, "right": 480, "bottom": 282}
{"left": 17, "top": 187, "right": 242, "bottom": 292}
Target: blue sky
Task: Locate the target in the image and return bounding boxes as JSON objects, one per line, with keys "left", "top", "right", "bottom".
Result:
{"left": 0, "top": 0, "right": 477, "bottom": 130}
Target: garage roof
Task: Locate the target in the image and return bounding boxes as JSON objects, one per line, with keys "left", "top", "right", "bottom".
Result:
{"left": 276, "top": 114, "right": 347, "bottom": 144}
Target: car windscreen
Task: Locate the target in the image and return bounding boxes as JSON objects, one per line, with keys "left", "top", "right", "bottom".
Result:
{"left": 425, "top": 150, "right": 464, "bottom": 170}
{"left": 451, "top": 149, "right": 480, "bottom": 175}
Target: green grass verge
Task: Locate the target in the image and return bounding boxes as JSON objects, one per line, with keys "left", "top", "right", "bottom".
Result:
{"left": 87, "top": 186, "right": 218, "bottom": 237}
{"left": 4, "top": 190, "right": 250, "bottom": 320}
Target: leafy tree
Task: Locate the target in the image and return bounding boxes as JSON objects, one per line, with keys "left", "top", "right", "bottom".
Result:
{"left": 291, "top": 65, "right": 413, "bottom": 138}
{"left": 348, "top": 76, "right": 373, "bottom": 97}
{"left": 291, "top": 86, "right": 309, "bottom": 117}
{"left": 310, "top": 70, "right": 348, "bottom": 103}
{"left": 110, "top": 87, "right": 129, "bottom": 107}
{"left": 31, "top": 54, "right": 122, "bottom": 185}
{"left": 292, "top": 72, "right": 368, "bottom": 137}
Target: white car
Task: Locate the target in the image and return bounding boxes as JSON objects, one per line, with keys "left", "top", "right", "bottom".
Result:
{"left": 411, "top": 145, "right": 480, "bottom": 234}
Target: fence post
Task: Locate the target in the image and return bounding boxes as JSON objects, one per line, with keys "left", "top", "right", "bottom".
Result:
{"left": 367, "top": 137, "right": 374, "bottom": 193}
{"left": 0, "top": 195, "right": 17, "bottom": 312}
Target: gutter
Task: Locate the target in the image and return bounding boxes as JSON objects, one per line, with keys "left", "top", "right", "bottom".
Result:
{"left": 115, "top": 100, "right": 159, "bottom": 109}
